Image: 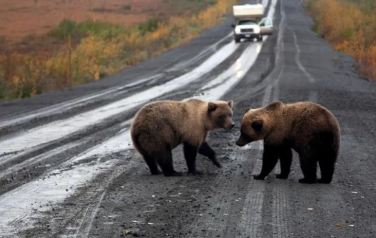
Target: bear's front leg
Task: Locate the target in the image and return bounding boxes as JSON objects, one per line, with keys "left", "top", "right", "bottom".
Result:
{"left": 276, "top": 146, "right": 292, "bottom": 179}
{"left": 254, "top": 144, "right": 279, "bottom": 180}
{"left": 183, "top": 143, "right": 201, "bottom": 175}
{"left": 198, "top": 142, "right": 222, "bottom": 168}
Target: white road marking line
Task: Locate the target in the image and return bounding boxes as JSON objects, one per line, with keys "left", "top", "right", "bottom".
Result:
{"left": 193, "top": 43, "right": 263, "bottom": 101}
{"left": 288, "top": 26, "right": 317, "bottom": 103}
{"left": 262, "top": 85, "right": 273, "bottom": 106}
{"left": 271, "top": 56, "right": 285, "bottom": 102}
{"left": 168, "top": 33, "right": 233, "bottom": 72}
{"left": 0, "top": 74, "right": 160, "bottom": 130}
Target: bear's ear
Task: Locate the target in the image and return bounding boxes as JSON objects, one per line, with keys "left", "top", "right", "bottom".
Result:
{"left": 245, "top": 108, "right": 251, "bottom": 113}
{"left": 208, "top": 102, "right": 217, "bottom": 112}
{"left": 251, "top": 120, "right": 263, "bottom": 131}
{"left": 266, "top": 101, "right": 283, "bottom": 111}
{"left": 228, "top": 100, "right": 233, "bottom": 108}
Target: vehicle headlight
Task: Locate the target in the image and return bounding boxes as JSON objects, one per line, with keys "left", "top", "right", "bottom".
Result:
{"left": 235, "top": 27, "right": 241, "bottom": 34}
{"left": 254, "top": 27, "right": 260, "bottom": 34}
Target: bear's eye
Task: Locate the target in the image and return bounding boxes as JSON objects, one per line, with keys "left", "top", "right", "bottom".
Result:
{"left": 220, "top": 115, "right": 226, "bottom": 119}
{"left": 252, "top": 121, "right": 263, "bottom": 131}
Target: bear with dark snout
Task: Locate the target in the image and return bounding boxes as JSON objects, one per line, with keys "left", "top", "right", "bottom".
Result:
{"left": 236, "top": 101, "right": 340, "bottom": 184}
{"left": 131, "top": 99, "right": 235, "bottom": 176}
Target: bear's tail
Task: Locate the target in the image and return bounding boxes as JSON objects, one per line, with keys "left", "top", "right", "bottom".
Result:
{"left": 131, "top": 130, "right": 148, "bottom": 156}
{"left": 319, "top": 130, "right": 340, "bottom": 162}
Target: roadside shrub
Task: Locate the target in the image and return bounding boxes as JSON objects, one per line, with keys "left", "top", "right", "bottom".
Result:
{"left": 48, "top": 19, "right": 125, "bottom": 40}
{"left": 307, "top": 0, "right": 376, "bottom": 81}
{"left": 138, "top": 17, "right": 167, "bottom": 35}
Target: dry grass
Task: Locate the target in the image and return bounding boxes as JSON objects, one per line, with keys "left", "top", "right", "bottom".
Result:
{"left": 306, "top": 0, "right": 376, "bottom": 81}
{"left": 0, "top": 0, "right": 237, "bottom": 100}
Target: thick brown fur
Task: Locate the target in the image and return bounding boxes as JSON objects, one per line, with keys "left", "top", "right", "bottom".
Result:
{"left": 236, "top": 101, "right": 340, "bottom": 184}
{"left": 131, "top": 99, "right": 235, "bottom": 176}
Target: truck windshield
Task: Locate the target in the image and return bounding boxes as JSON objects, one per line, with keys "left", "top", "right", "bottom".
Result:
{"left": 237, "top": 20, "right": 257, "bottom": 25}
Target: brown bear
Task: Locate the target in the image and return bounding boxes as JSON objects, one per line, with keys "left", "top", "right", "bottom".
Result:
{"left": 236, "top": 101, "right": 340, "bottom": 184}
{"left": 131, "top": 99, "right": 235, "bottom": 176}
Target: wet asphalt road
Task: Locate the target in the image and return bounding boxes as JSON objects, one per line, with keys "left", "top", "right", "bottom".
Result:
{"left": 0, "top": 0, "right": 376, "bottom": 237}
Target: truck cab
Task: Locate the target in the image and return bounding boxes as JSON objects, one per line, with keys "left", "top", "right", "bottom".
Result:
{"left": 232, "top": 4, "right": 273, "bottom": 43}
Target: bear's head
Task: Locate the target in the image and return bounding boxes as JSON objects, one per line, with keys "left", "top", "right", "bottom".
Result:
{"left": 208, "top": 101, "right": 235, "bottom": 130}
{"left": 236, "top": 101, "right": 284, "bottom": 146}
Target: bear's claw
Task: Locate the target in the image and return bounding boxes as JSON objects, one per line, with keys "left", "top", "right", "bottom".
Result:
{"left": 213, "top": 161, "right": 222, "bottom": 168}
{"left": 276, "top": 174, "right": 288, "bottom": 179}
{"left": 164, "top": 171, "right": 183, "bottom": 177}
{"left": 151, "top": 169, "right": 162, "bottom": 175}
{"left": 188, "top": 170, "right": 203, "bottom": 176}
{"left": 298, "top": 178, "right": 316, "bottom": 184}
{"left": 253, "top": 175, "right": 265, "bottom": 180}
{"left": 317, "top": 178, "right": 331, "bottom": 184}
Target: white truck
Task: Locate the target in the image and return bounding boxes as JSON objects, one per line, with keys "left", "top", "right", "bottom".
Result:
{"left": 231, "top": 4, "right": 273, "bottom": 43}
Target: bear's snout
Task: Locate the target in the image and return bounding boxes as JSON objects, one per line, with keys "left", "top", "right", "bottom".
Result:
{"left": 236, "top": 134, "right": 251, "bottom": 147}
{"left": 236, "top": 138, "right": 245, "bottom": 147}
{"left": 225, "top": 122, "right": 235, "bottom": 130}
{"left": 235, "top": 139, "right": 244, "bottom": 147}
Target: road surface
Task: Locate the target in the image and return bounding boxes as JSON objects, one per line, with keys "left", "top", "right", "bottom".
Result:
{"left": 0, "top": 0, "right": 375, "bottom": 237}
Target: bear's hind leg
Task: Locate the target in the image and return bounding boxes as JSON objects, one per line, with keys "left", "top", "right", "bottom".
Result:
{"left": 198, "top": 142, "right": 222, "bottom": 168}
{"left": 156, "top": 150, "right": 182, "bottom": 177}
{"left": 276, "top": 146, "right": 292, "bottom": 179}
{"left": 254, "top": 144, "right": 279, "bottom": 180}
{"left": 184, "top": 143, "right": 201, "bottom": 175}
{"left": 317, "top": 131, "right": 339, "bottom": 184}
{"left": 317, "top": 158, "right": 335, "bottom": 184}
{"left": 143, "top": 155, "right": 161, "bottom": 175}
{"left": 298, "top": 153, "right": 317, "bottom": 184}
